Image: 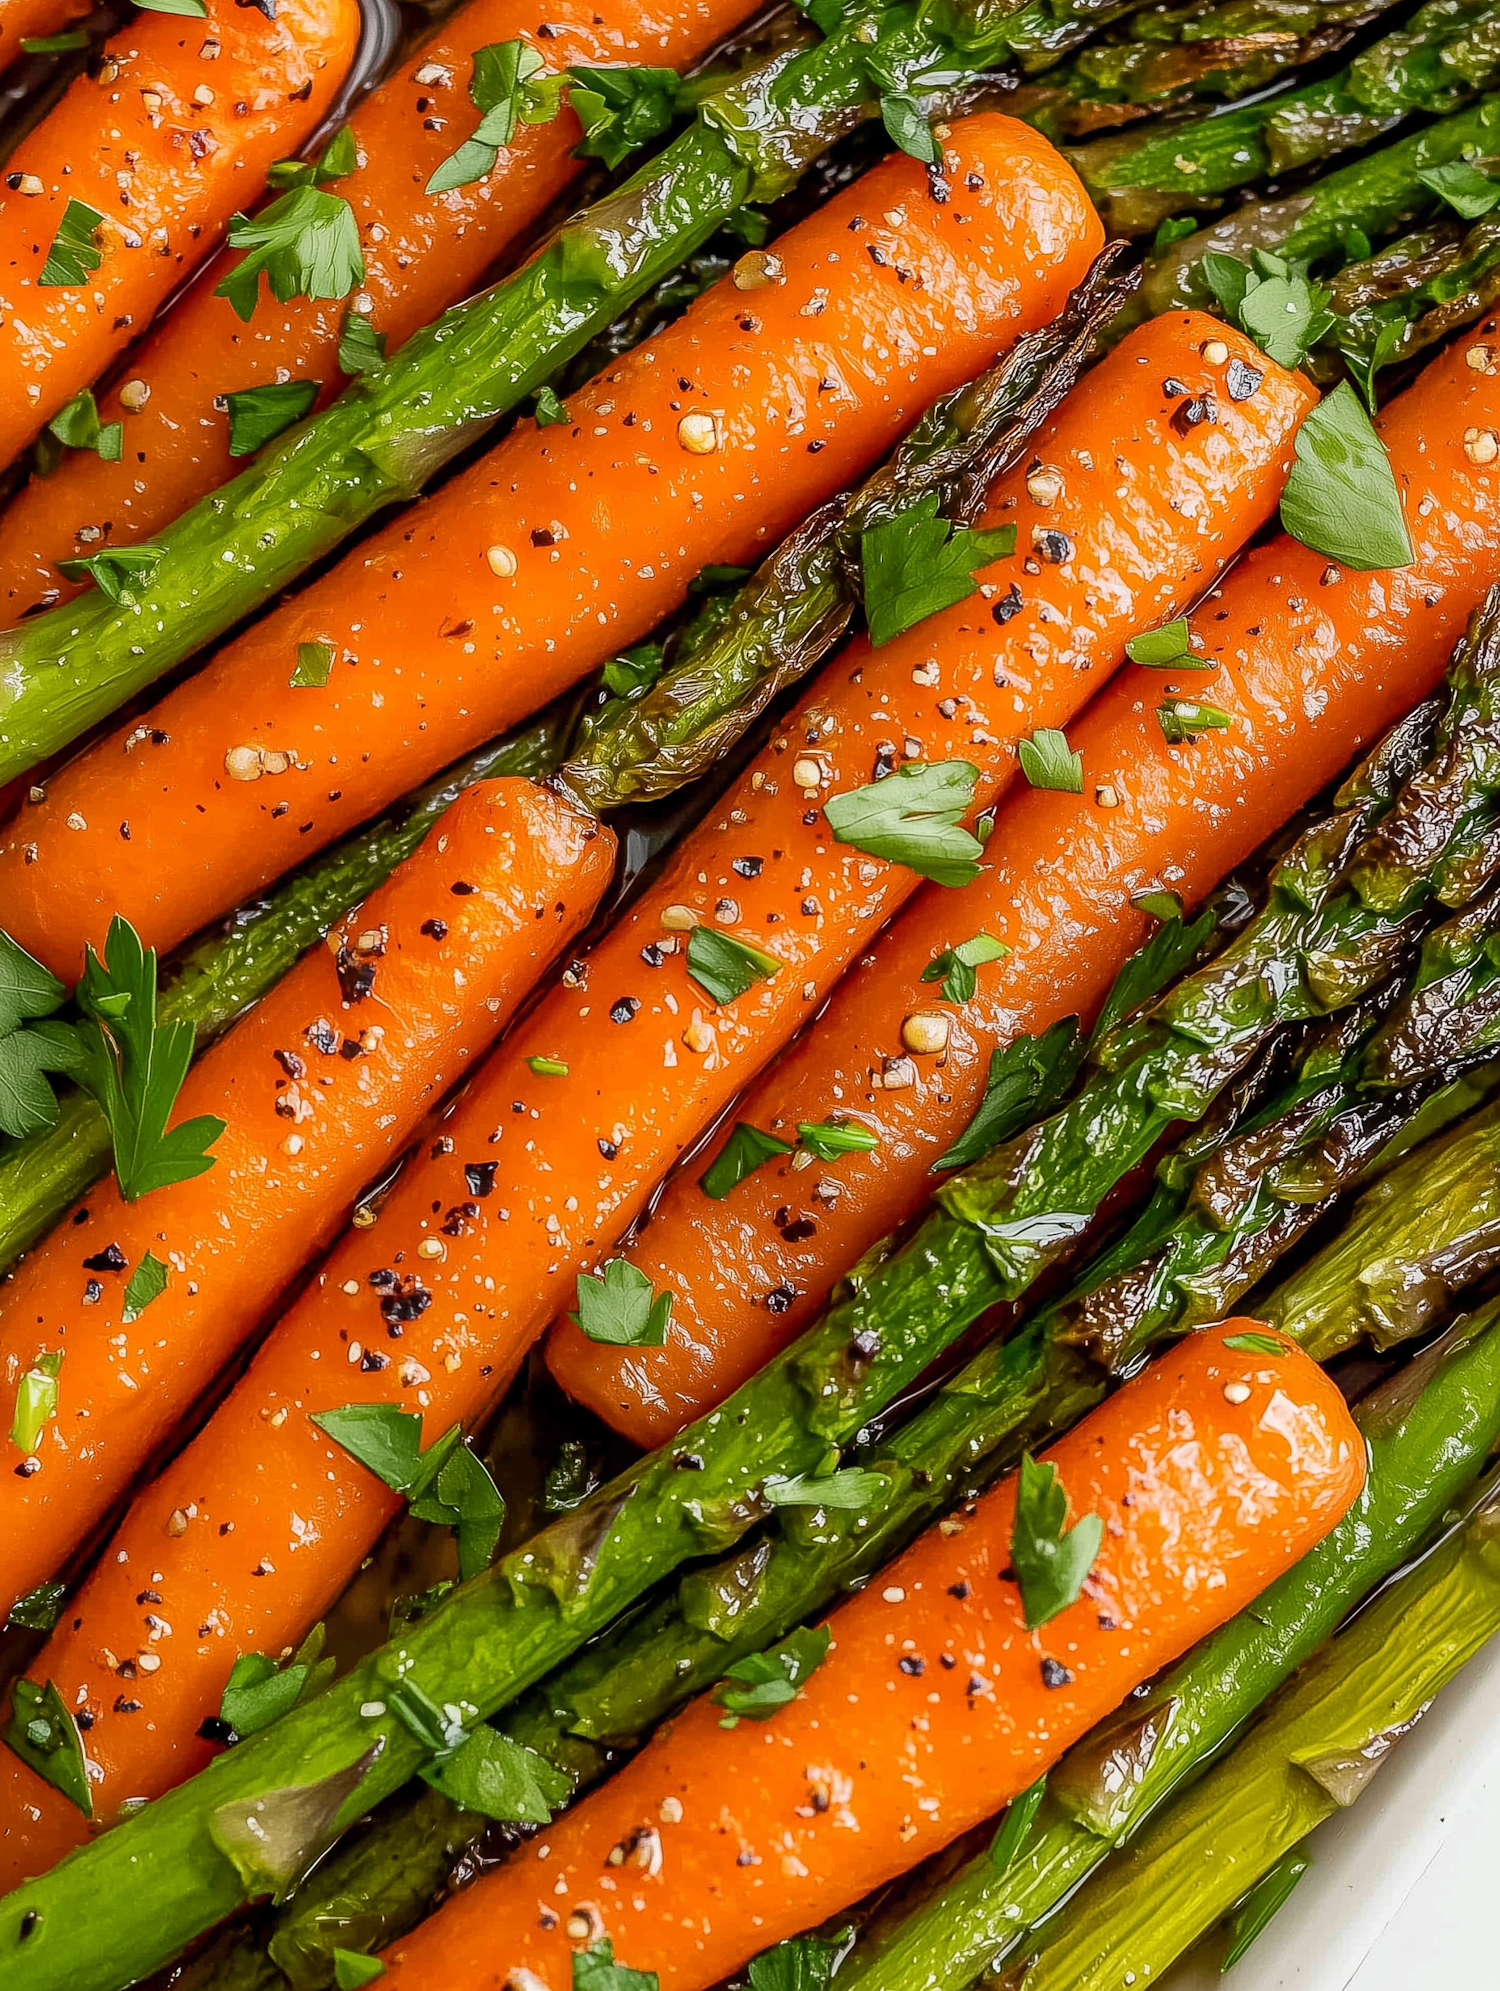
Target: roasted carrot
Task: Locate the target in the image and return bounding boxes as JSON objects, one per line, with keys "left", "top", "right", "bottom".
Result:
{"left": 0, "top": 0, "right": 90, "bottom": 74}
{"left": 0, "top": 111, "right": 1104, "bottom": 981}
{"left": 0, "top": 299, "right": 1310, "bottom": 1882}
{"left": 0, "top": 0, "right": 756, "bottom": 620}
{"left": 0, "top": 778, "right": 613, "bottom": 1619}
{"left": 0, "top": 0, "right": 358, "bottom": 470}
{"left": 378, "top": 1323, "right": 1362, "bottom": 1991}
{"left": 549, "top": 320, "right": 1500, "bottom": 1447}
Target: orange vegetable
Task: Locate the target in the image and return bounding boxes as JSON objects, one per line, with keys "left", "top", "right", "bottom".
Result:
{"left": 0, "top": 111, "right": 1102, "bottom": 981}
{"left": 0, "top": 0, "right": 91, "bottom": 74}
{"left": 0, "top": 0, "right": 358, "bottom": 470}
{"left": 0, "top": 0, "right": 757, "bottom": 619}
{"left": 0, "top": 779, "right": 613, "bottom": 1620}
{"left": 548, "top": 318, "right": 1500, "bottom": 1446}
{"left": 381, "top": 1322, "right": 1363, "bottom": 1991}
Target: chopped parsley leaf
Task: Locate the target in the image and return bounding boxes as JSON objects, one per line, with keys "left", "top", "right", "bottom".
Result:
{"left": 38, "top": 198, "right": 105, "bottom": 287}
{"left": 216, "top": 187, "right": 365, "bottom": 324}
{"left": 699, "top": 1122, "right": 792, "bottom": 1199}
{"left": 797, "top": 1119, "right": 879, "bottom": 1160}
{"left": 1010, "top": 1452, "right": 1104, "bottom": 1630}
{"left": 685, "top": 926, "right": 782, "bottom": 1006}
{"left": 1017, "top": 728, "right": 1082, "bottom": 794}
{"left": 1279, "top": 382, "right": 1413, "bottom": 572}
{"left": 426, "top": 41, "right": 565, "bottom": 196}
{"left": 860, "top": 492, "right": 1015, "bottom": 646}
{"left": 224, "top": 379, "right": 320, "bottom": 459}
{"left": 569, "top": 1257, "right": 673, "bottom": 1347}
{"left": 824, "top": 760, "right": 984, "bottom": 888}
{"left": 921, "top": 932, "right": 1009, "bottom": 1004}
{"left": 714, "top": 1625, "right": 830, "bottom": 1727}
{"left": 568, "top": 64, "right": 681, "bottom": 170}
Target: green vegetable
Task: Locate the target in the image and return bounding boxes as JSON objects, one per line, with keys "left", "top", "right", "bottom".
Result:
{"left": 219, "top": 1631, "right": 333, "bottom": 1741}
{"left": 224, "top": 381, "right": 320, "bottom": 459}
{"left": 700, "top": 1122, "right": 793, "bottom": 1199}
{"left": 332, "top": 1955, "right": 385, "bottom": 1990}
{"left": 933, "top": 1019, "right": 1083, "bottom": 1173}
{"left": 5, "top": 1582, "right": 66, "bottom": 1633}
{"left": 266, "top": 124, "right": 358, "bottom": 193}
{"left": 121, "top": 1251, "right": 168, "bottom": 1323}
{"left": 569, "top": 64, "right": 682, "bottom": 170}
{"left": 1418, "top": 158, "right": 1500, "bottom": 216}
{"left": 859, "top": 492, "right": 1016, "bottom": 646}
{"left": 575, "top": 1940, "right": 656, "bottom": 1991}
{"left": 290, "top": 641, "right": 334, "bottom": 689}
{"left": 38, "top": 198, "right": 103, "bottom": 286}
{"left": 748, "top": 1933, "right": 843, "bottom": 1991}
{"left": 762, "top": 1468, "right": 891, "bottom": 1509}
{"left": 44, "top": 389, "right": 120, "bottom": 463}
{"left": 426, "top": 42, "right": 564, "bottom": 195}
{"left": 1009, "top": 1453, "right": 1103, "bottom": 1629}
{"left": 1222, "top": 1331, "right": 1287, "bottom": 1355}
{"left": 921, "top": 933, "right": 1009, "bottom": 1003}
{"left": 685, "top": 926, "right": 782, "bottom": 1005}
{"left": 989, "top": 1775, "right": 1047, "bottom": 1872}
{"left": 526, "top": 1054, "right": 569, "bottom": 1077}
{"left": 20, "top": 28, "right": 91, "bottom": 50}
{"left": 1203, "top": 248, "right": 1335, "bottom": 367}
{"left": 2, "top": 1678, "right": 90, "bottom": 1816}
{"left": 1123, "top": 616, "right": 1205, "bottom": 668}
{"left": 533, "top": 385, "right": 570, "bottom": 426}
{"left": 419, "top": 1725, "right": 570, "bottom": 1822}
{"left": 878, "top": 92, "right": 937, "bottom": 163}
{"left": 798, "top": 1119, "right": 879, "bottom": 1159}
{"left": 136, "top": 0, "right": 207, "bottom": 16}
{"left": 714, "top": 1625, "right": 831, "bottom": 1726}
{"left": 1279, "top": 382, "right": 1414, "bottom": 571}
{"left": 569, "top": 1257, "right": 673, "bottom": 1347}
{"left": 9, "top": 1351, "right": 61, "bottom": 1455}
{"left": 215, "top": 188, "right": 364, "bottom": 323}
{"left": 0, "top": 931, "right": 77, "bottom": 1141}
{"left": 1219, "top": 1848, "right": 1311, "bottom": 1972}
{"left": 1156, "top": 699, "right": 1233, "bottom": 743}
{"left": 309, "top": 1407, "right": 504, "bottom": 1580}
{"left": 1017, "top": 727, "right": 1083, "bottom": 794}
{"left": 337, "top": 312, "right": 387, "bottom": 376}
{"left": 824, "top": 761, "right": 985, "bottom": 887}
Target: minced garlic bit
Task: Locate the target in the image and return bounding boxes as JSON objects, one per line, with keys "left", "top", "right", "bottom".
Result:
{"left": 660, "top": 904, "right": 700, "bottom": 931}
{"left": 1464, "top": 426, "right": 1499, "bottom": 465}
{"left": 485, "top": 544, "right": 518, "bottom": 578}
{"left": 1201, "top": 338, "right": 1230, "bottom": 366}
{"left": 1025, "top": 465, "right": 1064, "bottom": 508}
{"left": 119, "top": 378, "right": 151, "bottom": 412}
{"left": 792, "top": 756, "right": 824, "bottom": 790}
{"left": 873, "top": 1055, "right": 916, "bottom": 1091}
{"left": 677, "top": 411, "right": 720, "bottom": 455}
{"left": 1223, "top": 1380, "right": 1252, "bottom": 1405}
{"left": 417, "top": 1236, "right": 445, "bottom": 1260}
{"left": 900, "top": 1011, "right": 950, "bottom": 1055}
{"left": 11, "top": 173, "right": 43, "bottom": 197}
{"left": 682, "top": 1017, "right": 716, "bottom": 1054}
{"left": 1467, "top": 342, "right": 1499, "bottom": 375}
{"left": 732, "top": 250, "right": 785, "bottom": 290}
{"left": 1095, "top": 783, "right": 1121, "bottom": 808}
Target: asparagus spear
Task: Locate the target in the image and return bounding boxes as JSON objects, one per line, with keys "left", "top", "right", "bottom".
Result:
{"left": 1070, "top": 0, "right": 1500, "bottom": 234}
{"left": 1012, "top": 1467, "right": 1500, "bottom": 1990}
{"left": 0, "top": 0, "right": 1063, "bottom": 786}
{"left": 831, "top": 1305, "right": 1500, "bottom": 1991}
{"left": 6, "top": 587, "right": 1497, "bottom": 1991}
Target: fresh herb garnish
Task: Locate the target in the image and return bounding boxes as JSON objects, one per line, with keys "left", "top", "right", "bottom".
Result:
{"left": 1340, "top": 315, "right": 1405, "bottom": 416}
{"left": 574, "top": 1940, "right": 659, "bottom": 1991}
{"left": 921, "top": 932, "right": 1009, "bottom": 1004}
{"left": 700, "top": 1122, "right": 792, "bottom": 1200}
{"left": 1202, "top": 249, "right": 1334, "bottom": 369}
{"left": 1222, "top": 1330, "right": 1286, "bottom": 1356}
{"left": 1220, "top": 1847, "right": 1311, "bottom": 1970}
{"left": 10, "top": 1351, "right": 61, "bottom": 1454}
{"left": 932, "top": 1018, "right": 1082, "bottom": 1173}
{"left": 6, "top": 1580, "right": 66, "bottom": 1632}
{"left": 748, "top": 1933, "right": 845, "bottom": 1991}
{"left": 0, "top": 928, "right": 81, "bottom": 1140}
{"left": 1088, "top": 905, "right": 1216, "bottom": 1051}
{"left": 136, "top": 0, "right": 208, "bottom": 15}
{"left": 1017, "top": 727, "right": 1083, "bottom": 794}
{"left": 266, "top": 123, "right": 358, "bottom": 192}
{"left": 337, "top": 309, "right": 387, "bottom": 376}
{"left": 1157, "top": 700, "right": 1233, "bottom": 745}
{"left": 290, "top": 640, "right": 334, "bottom": 688}
{"left": 21, "top": 26, "right": 92, "bottom": 49}
{"left": 860, "top": 492, "right": 1015, "bottom": 646}
{"left": 1153, "top": 214, "right": 1198, "bottom": 252}
{"left": 122, "top": 1251, "right": 168, "bottom": 1323}
{"left": 798, "top": 1119, "right": 879, "bottom": 1160}
{"left": 824, "top": 760, "right": 984, "bottom": 888}
{"left": 1010, "top": 1452, "right": 1104, "bottom": 1630}
{"left": 526, "top": 1054, "right": 569, "bottom": 1077}
{"left": 426, "top": 41, "right": 564, "bottom": 195}
{"left": 70, "top": 917, "right": 226, "bottom": 1200}
{"left": 1124, "top": 617, "right": 1209, "bottom": 669}
{"left": 533, "top": 384, "right": 570, "bottom": 427}
{"left": 989, "top": 1774, "right": 1047, "bottom": 1870}
{"left": 219, "top": 1626, "right": 333, "bottom": 1740}
{"left": 1279, "top": 382, "right": 1414, "bottom": 571}
{"left": 54, "top": 544, "right": 165, "bottom": 602}
{"left": 44, "top": 389, "right": 121, "bottom": 464}
{"left": 421, "top": 1723, "right": 571, "bottom": 1821}
{"left": 1417, "top": 160, "right": 1500, "bottom": 219}
{"left": 216, "top": 187, "right": 365, "bottom": 323}
{"left": 310, "top": 1406, "right": 504, "bottom": 1578}
{"left": 568, "top": 64, "right": 681, "bottom": 169}
{"left": 685, "top": 926, "right": 782, "bottom": 1006}
{"left": 879, "top": 93, "right": 937, "bottom": 164}
{"left": 601, "top": 642, "right": 663, "bottom": 698}
{"left": 39, "top": 198, "right": 105, "bottom": 287}
{"left": 3, "top": 1677, "right": 91, "bottom": 1813}
{"left": 333, "top": 1954, "right": 386, "bottom": 1990}
{"left": 569, "top": 1257, "right": 673, "bottom": 1347}
{"left": 714, "top": 1625, "right": 830, "bottom": 1728}
{"left": 224, "top": 379, "right": 319, "bottom": 458}
{"left": 762, "top": 1468, "right": 891, "bottom": 1509}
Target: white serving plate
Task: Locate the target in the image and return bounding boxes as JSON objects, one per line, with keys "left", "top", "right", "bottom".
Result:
{"left": 1159, "top": 1621, "right": 1500, "bottom": 1989}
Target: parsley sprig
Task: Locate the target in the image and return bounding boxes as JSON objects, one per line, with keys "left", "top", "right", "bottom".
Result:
{"left": 426, "top": 42, "right": 565, "bottom": 195}
{"left": 1010, "top": 1452, "right": 1103, "bottom": 1629}
{"left": 713, "top": 1625, "right": 830, "bottom": 1727}
{"left": 569, "top": 1257, "right": 674, "bottom": 1346}
{"left": 311, "top": 1405, "right": 504, "bottom": 1578}
{"left": 216, "top": 186, "right": 365, "bottom": 324}
{"left": 0, "top": 929, "right": 82, "bottom": 1141}
{"left": 860, "top": 493, "right": 1016, "bottom": 646}
{"left": 569, "top": 64, "right": 682, "bottom": 169}
{"left": 824, "top": 760, "right": 985, "bottom": 888}
{"left": 1202, "top": 248, "right": 1334, "bottom": 369}
{"left": 1279, "top": 382, "right": 1413, "bottom": 572}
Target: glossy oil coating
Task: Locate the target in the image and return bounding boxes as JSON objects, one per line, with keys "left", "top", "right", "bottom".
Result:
{"left": 550, "top": 318, "right": 1500, "bottom": 1447}
{"left": 0, "top": 778, "right": 611, "bottom": 1679}
{"left": 545, "top": 309, "right": 1313, "bottom": 1441}
{"left": 0, "top": 112, "right": 1101, "bottom": 978}
{"left": 0, "top": 0, "right": 91, "bottom": 73}
{"left": 381, "top": 1323, "right": 1365, "bottom": 1991}
{"left": 0, "top": 0, "right": 359, "bottom": 468}
{"left": 0, "top": 0, "right": 754, "bottom": 618}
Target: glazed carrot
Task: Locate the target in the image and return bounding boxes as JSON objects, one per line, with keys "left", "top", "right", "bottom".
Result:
{"left": 0, "top": 778, "right": 613, "bottom": 1617}
{"left": 0, "top": 0, "right": 756, "bottom": 620}
{"left": 0, "top": 0, "right": 358, "bottom": 470}
{"left": 549, "top": 319, "right": 1500, "bottom": 1446}
{"left": 0, "top": 111, "right": 1102, "bottom": 980}
{"left": 0, "top": 0, "right": 90, "bottom": 73}
{"left": 378, "top": 1323, "right": 1362, "bottom": 1991}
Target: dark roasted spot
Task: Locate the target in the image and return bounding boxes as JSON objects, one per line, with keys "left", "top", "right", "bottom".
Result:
{"left": 83, "top": 1242, "right": 127, "bottom": 1273}
{"left": 947, "top": 1581, "right": 970, "bottom": 1600}
{"left": 420, "top": 918, "right": 448, "bottom": 940}
{"left": 610, "top": 997, "right": 640, "bottom": 1023}
{"left": 1097, "top": 1612, "right": 1117, "bottom": 1630}
{"left": 197, "top": 1715, "right": 236, "bottom": 1745}
{"left": 450, "top": 880, "right": 476, "bottom": 896}
{"left": 1040, "top": 1658, "right": 1073, "bottom": 1689}
{"left": 779, "top": 1218, "right": 816, "bottom": 1243}
{"left": 764, "top": 1284, "right": 797, "bottom": 1314}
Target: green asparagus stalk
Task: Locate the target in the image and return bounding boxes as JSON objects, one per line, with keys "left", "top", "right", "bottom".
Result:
{"left": 0, "top": 0, "right": 1028, "bottom": 784}
{"left": 1013, "top": 1467, "right": 1500, "bottom": 1990}
{"left": 1323, "top": 212, "right": 1500, "bottom": 387}
{"left": 1070, "top": 0, "right": 1500, "bottom": 234}
{"left": 556, "top": 242, "right": 1137, "bottom": 809}
{"left": 831, "top": 1305, "right": 1500, "bottom": 1991}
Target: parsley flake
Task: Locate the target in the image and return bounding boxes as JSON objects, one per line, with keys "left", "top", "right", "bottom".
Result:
{"left": 824, "top": 760, "right": 984, "bottom": 888}
{"left": 1010, "top": 1452, "right": 1103, "bottom": 1630}
{"left": 6, "top": 1580, "right": 66, "bottom": 1632}
{"left": 136, "top": 0, "right": 208, "bottom": 15}
{"left": 714, "top": 1625, "right": 830, "bottom": 1727}
{"left": 1222, "top": 1330, "right": 1286, "bottom": 1355}
{"left": 267, "top": 123, "right": 358, "bottom": 192}
{"left": 426, "top": 41, "right": 564, "bottom": 196}
{"left": 0, "top": 927, "right": 81, "bottom": 1140}
{"left": 290, "top": 640, "right": 334, "bottom": 688}
{"left": 224, "top": 379, "right": 319, "bottom": 458}
{"left": 3, "top": 1677, "right": 91, "bottom": 1814}
{"left": 1202, "top": 249, "right": 1334, "bottom": 369}
{"left": 1279, "top": 382, "right": 1413, "bottom": 571}
{"left": 333, "top": 1955, "right": 386, "bottom": 1990}
{"left": 526, "top": 1054, "right": 569, "bottom": 1077}
{"left": 762, "top": 1468, "right": 890, "bottom": 1509}
{"left": 39, "top": 198, "right": 105, "bottom": 287}
{"left": 421, "top": 1723, "right": 571, "bottom": 1822}
{"left": 337, "top": 309, "right": 388, "bottom": 376}
{"left": 1418, "top": 160, "right": 1500, "bottom": 219}
{"left": 44, "top": 389, "right": 120, "bottom": 464}
{"left": 879, "top": 93, "right": 938, "bottom": 164}
{"left": 1124, "top": 617, "right": 1210, "bottom": 669}
{"left": 860, "top": 492, "right": 1016, "bottom": 646}
{"left": 1089, "top": 904, "right": 1216, "bottom": 1051}
{"left": 216, "top": 187, "right": 365, "bottom": 324}
{"left": 10, "top": 1351, "right": 61, "bottom": 1454}
{"left": 1017, "top": 728, "right": 1082, "bottom": 794}
{"left": 574, "top": 1941, "right": 659, "bottom": 1991}
{"left": 748, "top": 1934, "right": 844, "bottom": 1991}
{"left": 569, "top": 1257, "right": 673, "bottom": 1347}
{"left": 685, "top": 926, "right": 782, "bottom": 1006}
{"left": 568, "top": 64, "right": 680, "bottom": 170}
{"left": 533, "top": 384, "right": 570, "bottom": 427}
{"left": 989, "top": 1774, "right": 1047, "bottom": 1871}
{"left": 21, "top": 26, "right": 92, "bottom": 48}
{"left": 798, "top": 1119, "right": 879, "bottom": 1160}
{"left": 700, "top": 1122, "right": 792, "bottom": 1200}
{"left": 121, "top": 1251, "right": 168, "bottom": 1323}
{"left": 54, "top": 543, "right": 165, "bottom": 602}
{"left": 219, "top": 1627, "right": 333, "bottom": 1739}
{"left": 921, "top": 932, "right": 1009, "bottom": 1004}
{"left": 933, "top": 1018, "right": 1083, "bottom": 1173}
{"left": 1157, "top": 700, "right": 1232, "bottom": 745}
{"left": 310, "top": 1405, "right": 504, "bottom": 1578}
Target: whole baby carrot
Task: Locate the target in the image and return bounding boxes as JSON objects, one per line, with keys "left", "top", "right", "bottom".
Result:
{"left": 0, "top": 299, "right": 1311, "bottom": 1883}
{"left": 0, "top": 0, "right": 358, "bottom": 469}
{"left": 0, "top": 111, "right": 1102, "bottom": 979}
{"left": 548, "top": 318, "right": 1500, "bottom": 1446}
{"left": 379, "top": 1323, "right": 1364, "bottom": 1991}
{"left": 0, "top": 778, "right": 614, "bottom": 1616}
{"left": 0, "top": 0, "right": 758, "bottom": 619}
